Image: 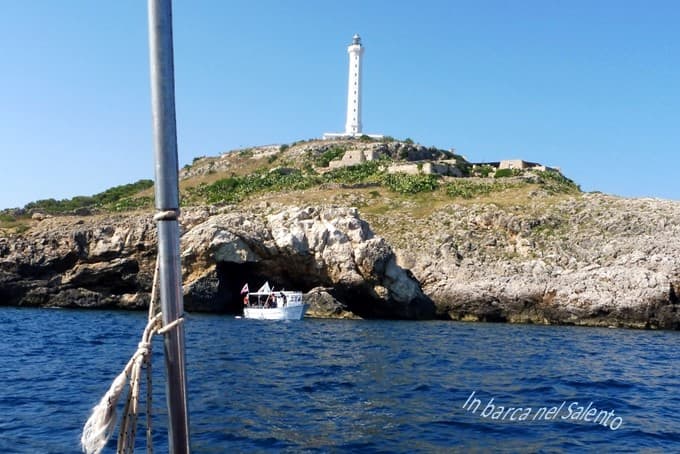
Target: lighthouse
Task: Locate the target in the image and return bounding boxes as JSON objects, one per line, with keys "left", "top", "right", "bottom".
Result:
{"left": 345, "top": 34, "right": 364, "bottom": 135}
{"left": 323, "top": 34, "right": 382, "bottom": 140}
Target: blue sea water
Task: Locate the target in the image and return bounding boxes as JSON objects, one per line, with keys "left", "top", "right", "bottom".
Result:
{"left": 1, "top": 307, "right": 678, "bottom": 453}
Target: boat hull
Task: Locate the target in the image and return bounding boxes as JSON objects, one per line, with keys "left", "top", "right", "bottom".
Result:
{"left": 243, "top": 303, "right": 308, "bottom": 320}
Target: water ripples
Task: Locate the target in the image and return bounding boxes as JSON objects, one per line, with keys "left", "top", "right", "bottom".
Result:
{"left": 0, "top": 308, "right": 678, "bottom": 452}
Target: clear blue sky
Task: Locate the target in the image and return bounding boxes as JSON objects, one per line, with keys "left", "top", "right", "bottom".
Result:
{"left": 1, "top": 1, "right": 678, "bottom": 209}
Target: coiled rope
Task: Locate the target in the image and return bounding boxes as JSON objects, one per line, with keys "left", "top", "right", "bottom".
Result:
{"left": 81, "top": 255, "right": 183, "bottom": 454}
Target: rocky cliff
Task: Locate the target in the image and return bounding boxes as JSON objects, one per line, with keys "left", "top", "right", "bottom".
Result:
{"left": 0, "top": 205, "right": 434, "bottom": 319}
{"left": 2, "top": 192, "right": 679, "bottom": 328}
{"left": 365, "top": 193, "right": 680, "bottom": 329}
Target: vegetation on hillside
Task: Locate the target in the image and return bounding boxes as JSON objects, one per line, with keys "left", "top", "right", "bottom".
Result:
{"left": 494, "top": 168, "right": 523, "bottom": 178}
{"left": 22, "top": 179, "right": 154, "bottom": 214}
{"left": 188, "top": 169, "right": 318, "bottom": 204}
{"left": 314, "top": 146, "right": 347, "bottom": 167}
{"left": 0, "top": 213, "right": 30, "bottom": 234}
{"left": 444, "top": 180, "right": 519, "bottom": 199}
{"left": 5, "top": 140, "right": 580, "bottom": 219}
{"left": 184, "top": 155, "right": 578, "bottom": 206}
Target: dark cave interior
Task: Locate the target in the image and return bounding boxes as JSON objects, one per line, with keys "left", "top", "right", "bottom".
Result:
{"left": 216, "top": 260, "right": 323, "bottom": 314}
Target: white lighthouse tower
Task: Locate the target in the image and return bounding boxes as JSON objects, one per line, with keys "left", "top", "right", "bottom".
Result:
{"left": 323, "top": 34, "right": 382, "bottom": 140}
{"left": 345, "top": 33, "right": 364, "bottom": 135}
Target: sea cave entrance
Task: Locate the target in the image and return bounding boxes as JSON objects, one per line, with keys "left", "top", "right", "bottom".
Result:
{"left": 215, "top": 260, "right": 320, "bottom": 314}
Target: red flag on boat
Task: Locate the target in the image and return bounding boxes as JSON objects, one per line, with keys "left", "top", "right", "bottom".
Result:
{"left": 240, "top": 283, "right": 249, "bottom": 294}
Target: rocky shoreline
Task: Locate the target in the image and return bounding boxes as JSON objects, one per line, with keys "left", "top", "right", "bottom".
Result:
{"left": 376, "top": 193, "right": 680, "bottom": 329}
{"left": 1, "top": 193, "right": 679, "bottom": 329}
{"left": 0, "top": 205, "right": 434, "bottom": 320}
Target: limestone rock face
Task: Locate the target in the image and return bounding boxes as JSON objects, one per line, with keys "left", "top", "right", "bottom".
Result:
{"left": 0, "top": 206, "right": 435, "bottom": 319}
{"left": 180, "top": 206, "right": 435, "bottom": 318}
{"left": 2, "top": 193, "right": 680, "bottom": 328}
{"left": 382, "top": 194, "right": 680, "bottom": 329}
{"left": 0, "top": 215, "right": 156, "bottom": 310}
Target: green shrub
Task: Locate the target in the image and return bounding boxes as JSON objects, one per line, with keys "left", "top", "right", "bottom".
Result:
{"left": 197, "top": 169, "right": 320, "bottom": 204}
{"left": 473, "top": 165, "right": 494, "bottom": 178}
{"left": 23, "top": 179, "right": 154, "bottom": 214}
{"left": 94, "top": 180, "right": 154, "bottom": 205}
{"left": 534, "top": 170, "right": 580, "bottom": 194}
{"left": 381, "top": 173, "right": 439, "bottom": 194}
{"left": 446, "top": 179, "right": 531, "bottom": 199}
{"left": 279, "top": 144, "right": 289, "bottom": 153}
{"left": 13, "top": 223, "right": 29, "bottom": 234}
{"left": 111, "top": 196, "right": 154, "bottom": 212}
{"left": 200, "top": 177, "right": 242, "bottom": 203}
{"left": 315, "top": 146, "right": 346, "bottom": 167}
{"left": 445, "top": 180, "right": 495, "bottom": 199}
{"left": 323, "top": 161, "right": 382, "bottom": 184}
{"left": 494, "top": 168, "right": 522, "bottom": 178}
{"left": 302, "top": 163, "right": 316, "bottom": 175}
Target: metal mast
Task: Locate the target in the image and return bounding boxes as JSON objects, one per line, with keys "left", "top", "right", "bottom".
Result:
{"left": 147, "top": 0, "right": 190, "bottom": 452}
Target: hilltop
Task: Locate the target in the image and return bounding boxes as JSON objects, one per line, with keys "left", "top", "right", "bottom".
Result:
{"left": 0, "top": 137, "right": 577, "bottom": 223}
{"left": 1, "top": 138, "right": 679, "bottom": 329}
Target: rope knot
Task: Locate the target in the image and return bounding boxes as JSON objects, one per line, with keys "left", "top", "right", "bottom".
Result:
{"left": 157, "top": 316, "right": 184, "bottom": 335}
{"left": 136, "top": 341, "right": 151, "bottom": 357}
{"left": 153, "top": 209, "right": 180, "bottom": 221}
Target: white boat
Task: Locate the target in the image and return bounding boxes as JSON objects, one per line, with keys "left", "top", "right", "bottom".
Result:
{"left": 242, "top": 281, "right": 307, "bottom": 320}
